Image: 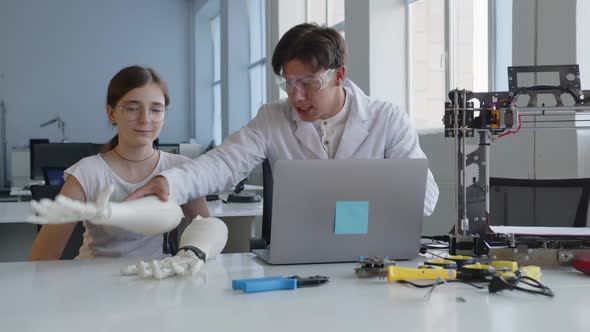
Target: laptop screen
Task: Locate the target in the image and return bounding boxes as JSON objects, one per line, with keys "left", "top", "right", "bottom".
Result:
{"left": 258, "top": 159, "right": 428, "bottom": 264}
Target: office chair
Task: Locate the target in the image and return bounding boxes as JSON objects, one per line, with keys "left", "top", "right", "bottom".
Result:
{"left": 249, "top": 159, "right": 273, "bottom": 250}
{"left": 42, "top": 167, "right": 66, "bottom": 186}
{"left": 489, "top": 177, "right": 590, "bottom": 227}
{"left": 29, "top": 185, "right": 85, "bottom": 260}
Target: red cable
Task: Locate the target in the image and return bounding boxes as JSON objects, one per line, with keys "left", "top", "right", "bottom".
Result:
{"left": 498, "top": 114, "right": 522, "bottom": 138}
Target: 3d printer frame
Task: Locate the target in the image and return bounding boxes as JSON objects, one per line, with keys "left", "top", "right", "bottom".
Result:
{"left": 444, "top": 64, "right": 590, "bottom": 256}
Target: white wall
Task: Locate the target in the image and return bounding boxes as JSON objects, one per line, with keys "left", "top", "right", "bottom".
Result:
{"left": 510, "top": 0, "right": 580, "bottom": 180}
{"left": 0, "top": 0, "right": 192, "bottom": 149}
{"left": 419, "top": 129, "right": 455, "bottom": 235}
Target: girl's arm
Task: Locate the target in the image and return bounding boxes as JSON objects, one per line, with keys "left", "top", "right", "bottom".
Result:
{"left": 181, "top": 197, "right": 211, "bottom": 220}
{"left": 28, "top": 176, "right": 86, "bottom": 261}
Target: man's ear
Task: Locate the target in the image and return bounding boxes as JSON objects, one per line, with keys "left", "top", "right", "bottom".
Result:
{"left": 336, "top": 66, "right": 347, "bottom": 85}
{"left": 106, "top": 106, "right": 116, "bottom": 125}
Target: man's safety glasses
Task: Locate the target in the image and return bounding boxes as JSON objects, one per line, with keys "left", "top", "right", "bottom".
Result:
{"left": 276, "top": 68, "right": 336, "bottom": 94}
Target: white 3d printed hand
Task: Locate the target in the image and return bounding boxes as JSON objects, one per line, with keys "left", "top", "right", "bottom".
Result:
{"left": 121, "top": 216, "right": 228, "bottom": 280}
{"left": 28, "top": 185, "right": 114, "bottom": 225}
{"left": 27, "top": 185, "right": 184, "bottom": 235}
{"left": 120, "top": 250, "right": 205, "bottom": 279}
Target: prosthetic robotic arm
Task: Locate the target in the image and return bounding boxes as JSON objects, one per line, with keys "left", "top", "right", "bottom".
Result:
{"left": 121, "top": 215, "right": 228, "bottom": 279}
{"left": 28, "top": 186, "right": 229, "bottom": 279}
{"left": 28, "top": 186, "right": 184, "bottom": 235}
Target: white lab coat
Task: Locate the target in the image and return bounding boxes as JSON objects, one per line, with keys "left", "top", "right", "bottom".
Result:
{"left": 161, "top": 79, "right": 439, "bottom": 215}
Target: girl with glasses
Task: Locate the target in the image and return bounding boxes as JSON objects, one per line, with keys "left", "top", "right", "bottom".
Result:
{"left": 29, "top": 66, "right": 212, "bottom": 260}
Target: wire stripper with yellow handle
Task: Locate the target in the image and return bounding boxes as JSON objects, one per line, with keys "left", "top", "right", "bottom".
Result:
{"left": 386, "top": 265, "right": 457, "bottom": 282}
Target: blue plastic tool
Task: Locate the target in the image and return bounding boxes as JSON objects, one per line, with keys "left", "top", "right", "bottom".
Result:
{"left": 232, "top": 275, "right": 329, "bottom": 293}
{"left": 232, "top": 276, "right": 298, "bottom": 293}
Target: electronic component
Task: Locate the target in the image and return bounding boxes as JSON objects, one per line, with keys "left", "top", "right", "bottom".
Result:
{"left": 354, "top": 256, "right": 395, "bottom": 278}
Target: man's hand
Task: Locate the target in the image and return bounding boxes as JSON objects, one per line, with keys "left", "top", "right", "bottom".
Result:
{"left": 124, "top": 175, "right": 170, "bottom": 202}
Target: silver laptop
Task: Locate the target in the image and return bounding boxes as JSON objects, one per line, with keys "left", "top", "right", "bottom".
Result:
{"left": 253, "top": 159, "right": 428, "bottom": 264}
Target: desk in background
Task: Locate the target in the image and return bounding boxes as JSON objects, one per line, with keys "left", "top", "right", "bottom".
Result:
{"left": 0, "top": 253, "right": 588, "bottom": 332}
{"left": 9, "top": 184, "right": 263, "bottom": 201}
{"left": 0, "top": 203, "right": 38, "bottom": 262}
{"left": 0, "top": 195, "right": 262, "bottom": 261}
{"left": 207, "top": 191, "right": 262, "bottom": 253}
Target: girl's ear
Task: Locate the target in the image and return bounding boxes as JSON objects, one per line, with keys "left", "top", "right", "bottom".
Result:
{"left": 106, "top": 106, "right": 116, "bottom": 125}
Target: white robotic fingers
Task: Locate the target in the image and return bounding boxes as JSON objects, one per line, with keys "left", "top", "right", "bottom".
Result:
{"left": 27, "top": 186, "right": 114, "bottom": 225}
{"left": 55, "top": 195, "right": 100, "bottom": 220}
{"left": 120, "top": 264, "right": 138, "bottom": 276}
{"left": 27, "top": 185, "right": 184, "bottom": 235}
{"left": 28, "top": 196, "right": 96, "bottom": 224}
{"left": 121, "top": 216, "right": 228, "bottom": 280}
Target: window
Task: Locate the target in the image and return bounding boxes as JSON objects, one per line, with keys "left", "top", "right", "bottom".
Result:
{"left": 306, "top": 0, "right": 345, "bottom": 31}
{"left": 493, "top": 0, "right": 512, "bottom": 91}
{"left": 247, "top": 0, "right": 266, "bottom": 118}
{"left": 211, "top": 14, "right": 222, "bottom": 145}
{"left": 408, "top": 0, "right": 489, "bottom": 129}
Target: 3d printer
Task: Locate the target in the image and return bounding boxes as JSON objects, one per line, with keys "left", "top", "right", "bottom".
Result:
{"left": 445, "top": 64, "right": 590, "bottom": 266}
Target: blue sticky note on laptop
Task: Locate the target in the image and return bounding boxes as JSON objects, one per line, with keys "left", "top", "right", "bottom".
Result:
{"left": 334, "top": 201, "right": 369, "bottom": 234}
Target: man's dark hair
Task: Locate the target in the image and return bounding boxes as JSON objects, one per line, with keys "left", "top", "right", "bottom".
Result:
{"left": 271, "top": 23, "right": 347, "bottom": 75}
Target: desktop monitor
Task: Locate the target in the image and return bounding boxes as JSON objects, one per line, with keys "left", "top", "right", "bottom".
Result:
{"left": 30, "top": 143, "right": 102, "bottom": 180}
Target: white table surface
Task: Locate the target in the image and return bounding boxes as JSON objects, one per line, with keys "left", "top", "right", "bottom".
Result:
{"left": 0, "top": 253, "right": 588, "bottom": 332}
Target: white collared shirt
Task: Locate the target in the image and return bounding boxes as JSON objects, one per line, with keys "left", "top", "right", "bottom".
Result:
{"left": 313, "top": 91, "right": 351, "bottom": 159}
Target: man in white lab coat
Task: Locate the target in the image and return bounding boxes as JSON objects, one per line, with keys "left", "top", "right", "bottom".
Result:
{"left": 127, "top": 23, "right": 439, "bottom": 216}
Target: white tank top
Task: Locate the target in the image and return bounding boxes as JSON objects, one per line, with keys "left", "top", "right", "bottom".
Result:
{"left": 64, "top": 151, "right": 193, "bottom": 259}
